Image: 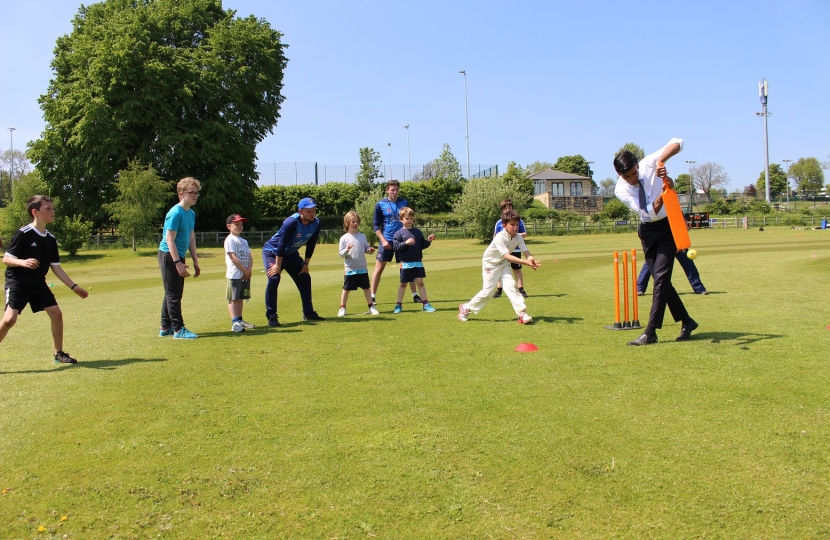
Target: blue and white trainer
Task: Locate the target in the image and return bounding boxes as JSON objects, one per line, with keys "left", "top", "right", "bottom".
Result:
{"left": 422, "top": 302, "right": 436, "bottom": 313}
{"left": 173, "top": 327, "right": 198, "bottom": 340}
{"left": 159, "top": 327, "right": 174, "bottom": 337}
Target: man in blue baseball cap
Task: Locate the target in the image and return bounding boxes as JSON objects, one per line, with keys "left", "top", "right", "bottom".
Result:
{"left": 262, "top": 197, "right": 325, "bottom": 325}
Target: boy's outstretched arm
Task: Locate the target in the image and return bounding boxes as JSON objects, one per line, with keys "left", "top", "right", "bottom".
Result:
{"left": 50, "top": 265, "right": 89, "bottom": 298}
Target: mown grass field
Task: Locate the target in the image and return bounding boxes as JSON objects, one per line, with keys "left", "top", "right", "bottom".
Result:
{"left": 1, "top": 226, "right": 829, "bottom": 538}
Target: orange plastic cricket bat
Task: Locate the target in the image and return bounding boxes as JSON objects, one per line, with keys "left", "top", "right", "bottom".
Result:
{"left": 657, "top": 161, "right": 691, "bottom": 250}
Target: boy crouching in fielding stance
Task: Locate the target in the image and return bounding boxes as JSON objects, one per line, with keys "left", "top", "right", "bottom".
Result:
{"left": 391, "top": 207, "right": 437, "bottom": 313}
{"left": 224, "top": 214, "right": 255, "bottom": 332}
{"left": 0, "top": 196, "right": 89, "bottom": 363}
{"left": 338, "top": 211, "right": 379, "bottom": 317}
{"left": 458, "top": 210, "right": 540, "bottom": 324}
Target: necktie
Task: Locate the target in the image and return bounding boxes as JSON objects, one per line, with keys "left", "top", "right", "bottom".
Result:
{"left": 638, "top": 180, "right": 648, "bottom": 210}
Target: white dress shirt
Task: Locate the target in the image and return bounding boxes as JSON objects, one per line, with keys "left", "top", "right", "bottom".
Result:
{"left": 615, "top": 138, "right": 684, "bottom": 223}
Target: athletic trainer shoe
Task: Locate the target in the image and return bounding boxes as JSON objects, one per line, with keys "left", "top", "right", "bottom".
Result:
{"left": 422, "top": 302, "right": 436, "bottom": 313}
{"left": 412, "top": 294, "right": 422, "bottom": 303}
{"left": 517, "top": 312, "right": 533, "bottom": 325}
{"left": 232, "top": 321, "right": 245, "bottom": 333}
{"left": 369, "top": 305, "right": 380, "bottom": 316}
{"left": 159, "top": 327, "right": 174, "bottom": 337}
{"left": 54, "top": 351, "right": 78, "bottom": 364}
{"left": 457, "top": 303, "right": 470, "bottom": 322}
{"left": 268, "top": 316, "right": 281, "bottom": 327}
{"left": 393, "top": 305, "right": 403, "bottom": 314}
{"left": 337, "top": 307, "right": 347, "bottom": 317}
{"left": 239, "top": 320, "right": 256, "bottom": 329}
{"left": 519, "top": 288, "right": 529, "bottom": 298}
{"left": 492, "top": 289, "right": 503, "bottom": 298}
{"left": 303, "top": 312, "right": 326, "bottom": 321}
{"left": 173, "top": 327, "right": 198, "bottom": 340}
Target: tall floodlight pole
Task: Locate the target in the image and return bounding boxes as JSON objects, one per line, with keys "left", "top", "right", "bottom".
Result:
{"left": 685, "top": 160, "right": 696, "bottom": 212}
{"left": 8, "top": 128, "right": 17, "bottom": 201}
{"left": 387, "top": 143, "right": 392, "bottom": 181}
{"left": 459, "top": 70, "right": 470, "bottom": 179}
{"left": 755, "top": 79, "right": 771, "bottom": 203}
{"left": 782, "top": 159, "right": 792, "bottom": 207}
{"left": 404, "top": 125, "right": 411, "bottom": 181}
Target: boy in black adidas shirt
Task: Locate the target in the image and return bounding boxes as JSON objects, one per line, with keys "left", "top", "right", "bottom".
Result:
{"left": 1, "top": 195, "right": 88, "bottom": 364}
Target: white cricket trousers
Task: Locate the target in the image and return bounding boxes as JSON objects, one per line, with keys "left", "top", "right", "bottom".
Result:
{"left": 464, "top": 263, "right": 526, "bottom": 315}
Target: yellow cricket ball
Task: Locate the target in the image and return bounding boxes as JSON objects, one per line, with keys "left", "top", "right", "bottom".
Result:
{"left": 687, "top": 248, "right": 698, "bottom": 260}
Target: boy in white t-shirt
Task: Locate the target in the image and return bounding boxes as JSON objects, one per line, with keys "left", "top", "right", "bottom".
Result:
{"left": 338, "top": 211, "right": 379, "bottom": 317}
{"left": 458, "top": 210, "right": 541, "bottom": 324}
{"left": 224, "top": 214, "right": 254, "bottom": 332}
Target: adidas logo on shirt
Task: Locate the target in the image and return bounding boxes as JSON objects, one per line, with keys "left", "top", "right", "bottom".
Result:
{"left": 31, "top": 242, "right": 37, "bottom": 246}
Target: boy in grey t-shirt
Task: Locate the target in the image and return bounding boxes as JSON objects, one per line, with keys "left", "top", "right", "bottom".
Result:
{"left": 338, "top": 211, "right": 379, "bottom": 317}
{"left": 224, "top": 214, "right": 254, "bottom": 332}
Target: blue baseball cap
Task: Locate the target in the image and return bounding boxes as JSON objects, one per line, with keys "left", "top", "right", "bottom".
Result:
{"left": 298, "top": 197, "right": 317, "bottom": 210}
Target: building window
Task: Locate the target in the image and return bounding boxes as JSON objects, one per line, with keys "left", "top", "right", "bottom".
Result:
{"left": 554, "top": 202, "right": 564, "bottom": 209}
{"left": 589, "top": 202, "right": 597, "bottom": 207}
{"left": 574, "top": 202, "right": 582, "bottom": 208}
{"left": 551, "top": 182, "right": 565, "bottom": 197}
{"left": 534, "top": 180, "right": 545, "bottom": 196}
{"left": 570, "top": 182, "right": 583, "bottom": 196}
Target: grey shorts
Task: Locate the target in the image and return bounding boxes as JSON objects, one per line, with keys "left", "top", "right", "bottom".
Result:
{"left": 226, "top": 279, "right": 251, "bottom": 301}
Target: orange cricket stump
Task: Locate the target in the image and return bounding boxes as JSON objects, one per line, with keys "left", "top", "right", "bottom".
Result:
{"left": 622, "top": 251, "right": 631, "bottom": 327}
{"left": 605, "top": 250, "right": 641, "bottom": 330}
{"left": 631, "top": 249, "right": 641, "bottom": 328}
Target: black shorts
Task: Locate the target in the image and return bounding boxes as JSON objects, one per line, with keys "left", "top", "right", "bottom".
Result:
{"left": 343, "top": 273, "right": 371, "bottom": 291}
{"left": 510, "top": 251, "right": 523, "bottom": 270}
{"left": 400, "top": 266, "right": 426, "bottom": 283}
{"left": 376, "top": 243, "right": 401, "bottom": 263}
{"left": 5, "top": 281, "right": 58, "bottom": 314}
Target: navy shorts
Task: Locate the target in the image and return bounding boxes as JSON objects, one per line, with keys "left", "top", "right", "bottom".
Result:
{"left": 400, "top": 266, "right": 426, "bottom": 283}
{"left": 376, "top": 243, "right": 401, "bottom": 263}
{"left": 5, "top": 282, "right": 58, "bottom": 314}
{"left": 343, "top": 273, "right": 371, "bottom": 291}
{"left": 510, "top": 251, "right": 523, "bottom": 270}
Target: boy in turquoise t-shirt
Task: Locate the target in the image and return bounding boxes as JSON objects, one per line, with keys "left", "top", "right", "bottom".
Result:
{"left": 158, "top": 177, "right": 201, "bottom": 339}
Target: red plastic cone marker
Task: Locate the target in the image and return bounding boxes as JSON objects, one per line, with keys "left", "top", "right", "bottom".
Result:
{"left": 514, "top": 343, "right": 539, "bottom": 352}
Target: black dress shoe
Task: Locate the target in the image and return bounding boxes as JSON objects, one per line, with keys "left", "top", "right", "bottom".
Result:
{"left": 628, "top": 333, "right": 658, "bottom": 346}
{"left": 676, "top": 319, "right": 698, "bottom": 341}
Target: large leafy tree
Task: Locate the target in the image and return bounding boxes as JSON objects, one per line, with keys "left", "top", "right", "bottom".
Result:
{"left": 104, "top": 161, "right": 172, "bottom": 250}
{"left": 501, "top": 161, "right": 533, "bottom": 207}
{"left": 29, "top": 0, "right": 288, "bottom": 229}
{"left": 755, "top": 163, "right": 788, "bottom": 199}
{"left": 552, "top": 155, "right": 596, "bottom": 190}
{"left": 452, "top": 176, "right": 523, "bottom": 241}
{"left": 434, "top": 143, "right": 463, "bottom": 182}
{"left": 615, "top": 142, "right": 645, "bottom": 161}
{"left": 355, "top": 147, "right": 382, "bottom": 193}
{"left": 526, "top": 161, "right": 555, "bottom": 174}
{"left": 788, "top": 157, "right": 824, "bottom": 198}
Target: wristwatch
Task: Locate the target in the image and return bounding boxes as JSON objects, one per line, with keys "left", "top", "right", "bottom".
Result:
{"left": 174, "top": 259, "right": 183, "bottom": 264}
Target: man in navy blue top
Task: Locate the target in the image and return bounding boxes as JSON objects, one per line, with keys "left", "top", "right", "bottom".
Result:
{"left": 370, "top": 180, "right": 419, "bottom": 305}
{"left": 262, "top": 198, "right": 325, "bottom": 326}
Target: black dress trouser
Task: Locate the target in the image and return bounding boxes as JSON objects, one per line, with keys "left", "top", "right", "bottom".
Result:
{"left": 638, "top": 219, "right": 689, "bottom": 332}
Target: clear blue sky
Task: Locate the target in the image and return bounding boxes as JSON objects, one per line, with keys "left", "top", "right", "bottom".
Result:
{"left": 1, "top": 0, "right": 828, "bottom": 189}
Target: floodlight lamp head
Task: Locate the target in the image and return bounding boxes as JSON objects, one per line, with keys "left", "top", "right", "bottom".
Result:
{"left": 759, "top": 79, "right": 768, "bottom": 105}
{"left": 459, "top": 70, "right": 465, "bottom": 75}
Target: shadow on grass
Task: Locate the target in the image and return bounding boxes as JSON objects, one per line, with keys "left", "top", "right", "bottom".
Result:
{"left": 1, "top": 357, "right": 167, "bottom": 374}
{"left": 692, "top": 331, "right": 783, "bottom": 346}
{"left": 61, "top": 253, "right": 107, "bottom": 264}
{"left": 677, "top": 291, "right": 726, "bottom": 296}
{"left": 533, "top": 315, "right": 583, "bottom": 324}
{"left": 195, "top": 327, "right": 302, "bottom": 337}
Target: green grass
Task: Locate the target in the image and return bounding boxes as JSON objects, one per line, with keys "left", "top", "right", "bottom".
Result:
{"left": 2, "top": 227, "right": 830, "bottom": 538}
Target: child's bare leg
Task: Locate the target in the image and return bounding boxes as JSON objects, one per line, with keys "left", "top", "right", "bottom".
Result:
{"left": 414, "top": 277, "right": 427, "bottom": 301}
{"left": 370, "top": 260, "right": 386, "bottom": 297}
{"left": 0, "top": 306, "right": 19, "bottom": 344}
{"left": 44, "top": 305, "right": 64, "bottom": 354}
{"left": 409, "top": 282, "right": 417, "bottom": 294}
{"left": 228, "top": 299, "right": 242, "bottom": 319}
{"left": 361, "top": 288, "right": 373, "bottom": 305}
{"left": 340, "top": 289, "right": 350, "bottom": 307}
{"left": 397, "top": 283, "right": 407, "bottom": 304}
{"left": 514, "top": 267, "right": 524, "bottom": 289}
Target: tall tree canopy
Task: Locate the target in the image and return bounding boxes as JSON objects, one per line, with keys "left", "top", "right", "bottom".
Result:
{"left": 615, "top": 143, "right": 645, "bottom": 161}
{"left": 755, "top": 163, "right": 788, "bottom": 199}
{"left": 356, "top": 147, "right": 382, "bottom": 193}
{"left": 29, "top": 0, "right": 288, "bottom": 229}
{"left": 788, "top": 157, "right": 825, "bottom": 197}
{"left": 694, "top": 162, "right": 730, "bottom": 201}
